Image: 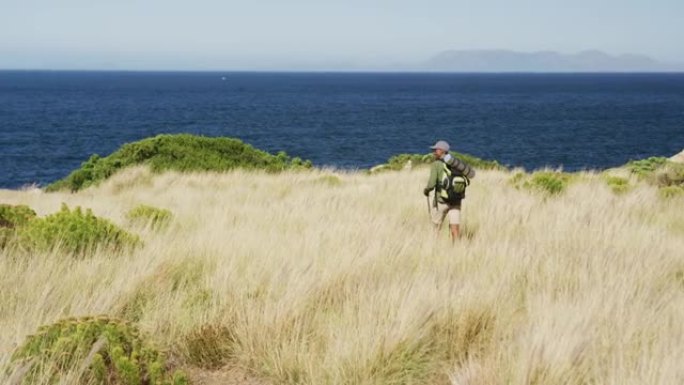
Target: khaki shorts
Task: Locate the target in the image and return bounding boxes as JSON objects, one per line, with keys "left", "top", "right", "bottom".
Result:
{"left": 431, "top": 201, "right": 461, "bottom": 226}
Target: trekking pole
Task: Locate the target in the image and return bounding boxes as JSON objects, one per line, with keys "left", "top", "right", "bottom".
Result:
{"left": 426, "top": 194, "right": 432, "bottom": 217}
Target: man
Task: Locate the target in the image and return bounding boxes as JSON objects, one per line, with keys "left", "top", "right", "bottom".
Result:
{"left": 423, "top": 140, "right": 475, "bottom": 242}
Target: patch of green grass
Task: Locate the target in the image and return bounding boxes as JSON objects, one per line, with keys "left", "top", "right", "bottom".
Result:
{"left": 46, "top": 134, "right": 313, "bottom": 192}
{"left": 626, "top": 156, "right": 669, "bottom": 178}
{"left": 624, "top": 157, "right": 684, "bottom": 195}
{"left": 7, "top": 316, "right": 188, "bottom": 385}
{"left": 17, "top": 204, "right": 140, "bottom": 257}
{"left": 511, "top": 171, "right": 572, "bottom": 195}
{"left": 127, "top": 204, "right": 173, "bottom": 230}
{"left": 659, "top": 186, "right": 684, "bottom": 199}
{"left": 529, "top": 172, "right": 568, "bottom": 195}
{"left": 313, "top": 175, "right": 343, "bottom": 186}
{"left": 509, "top": 171, "right": 526, "bottom": 186}
{"left": 604, "top": 176, "right": 631, "bottom": 194}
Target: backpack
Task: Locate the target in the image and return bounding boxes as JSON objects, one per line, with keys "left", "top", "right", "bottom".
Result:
{"left": 438, "top": 161, "right": 470, "bottom": 203}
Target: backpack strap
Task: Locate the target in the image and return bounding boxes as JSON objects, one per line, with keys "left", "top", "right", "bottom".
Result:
{"left": 438, "top": 161, "right": 452, "bottom": 202}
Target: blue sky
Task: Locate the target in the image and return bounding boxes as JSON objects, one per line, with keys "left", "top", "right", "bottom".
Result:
{"left": 1, "top": 0, "right": 682, "bottom": 70}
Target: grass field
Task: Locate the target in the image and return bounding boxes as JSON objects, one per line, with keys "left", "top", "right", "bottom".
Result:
{"left": 1, "top": 165, "right": 683, "bottom": 384}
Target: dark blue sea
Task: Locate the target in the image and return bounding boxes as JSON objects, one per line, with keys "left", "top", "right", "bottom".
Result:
{"left": 1, "top": 71, "right": 683, "bottom": 189}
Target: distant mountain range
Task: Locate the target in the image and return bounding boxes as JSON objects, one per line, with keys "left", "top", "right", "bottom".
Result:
{"left": 422, "top": 50, "right": 683, "bottom": 72}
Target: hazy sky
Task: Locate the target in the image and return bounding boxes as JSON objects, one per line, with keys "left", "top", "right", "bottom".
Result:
{"left": 1, "top": 0, "right": 682, "bottom": 70}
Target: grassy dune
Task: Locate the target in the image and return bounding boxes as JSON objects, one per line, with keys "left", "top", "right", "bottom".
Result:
{"left": 1, "top": 165, "right": 683, "bottom": 384}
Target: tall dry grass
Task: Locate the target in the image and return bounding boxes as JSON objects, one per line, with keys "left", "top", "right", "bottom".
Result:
{"left": 1, "top": 166, "right": 683, "bottom": 384}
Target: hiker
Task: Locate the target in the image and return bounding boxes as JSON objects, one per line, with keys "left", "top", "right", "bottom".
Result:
{"left": 423, "top": 140, "right": 475, "bottom": 242}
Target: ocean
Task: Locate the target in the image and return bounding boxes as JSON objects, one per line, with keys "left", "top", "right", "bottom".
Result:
{"left": 1, "top": 71, "right": 683, "bottom": 189}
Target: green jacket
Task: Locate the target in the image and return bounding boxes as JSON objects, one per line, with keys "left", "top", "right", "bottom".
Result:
{"left": 425, "top": 160, "right": 446, "bottom": 203}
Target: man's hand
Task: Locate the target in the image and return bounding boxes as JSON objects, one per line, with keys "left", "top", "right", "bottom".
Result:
{"left": 423, "top": 187, "right": 431, "bottom": 197}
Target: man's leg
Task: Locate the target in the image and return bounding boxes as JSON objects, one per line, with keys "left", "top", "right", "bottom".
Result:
{"left": 431, "top": 201, "right": 447, "bottom": 235}
{"left": 449, "top": 224, "right": 460, "bottom": 242}
{"left": 447, "top": 205, "right": 462, "bottom": 243}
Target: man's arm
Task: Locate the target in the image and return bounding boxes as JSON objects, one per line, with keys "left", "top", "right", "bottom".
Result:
{"left": 423, "top": 161, "right": 439, "bottom": 195}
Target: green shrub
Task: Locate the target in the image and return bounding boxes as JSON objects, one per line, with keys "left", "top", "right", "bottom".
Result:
{"left": 604, "top": 176, "right": 631, "bottom": 194}
{"left": 625, "top": 157, "right": 683, "bottom": 195}
{"left": 17, "top": 204, "right": 140, "bottom": 257}
{"left": 127, "top": 205, "right": 173, "bottom": 230}
{"left": 511, "top": 171, "right": 571, "bottom": 195}
{"left": 46, "top": 134, "right": 313, "bottom": 192}
{"left": 0, "top": 204, "right": 37, "bottom": 228}
{"left": 0, "top": 205, "right": 37, "bottom": 249}
{"left": 527, "top": 172, "right": 570, "bottom": 195}
{"left": 7, "top": 316, "right": 188, "bottom": 385}
{"left": 626, "top": 157, "right": 668, "bottom": 178}
{"left": 373, "top": 152, "right": 503, "bottom": 172}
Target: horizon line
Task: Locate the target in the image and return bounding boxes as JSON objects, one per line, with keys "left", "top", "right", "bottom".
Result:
{"left": 2, "top": 68, "right": 684, "bottom": 74}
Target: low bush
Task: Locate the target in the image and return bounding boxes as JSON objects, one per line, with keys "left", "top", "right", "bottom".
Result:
{"left": 7, "top": 316, "right": 188, "bottom": 385}
{"left": 511, "top": 171, "right": 572, "bottom": 195}
{"left": 0, "top": 204, "right": 37, "bottom": 249}
{"left": 626, "top": 156, "right": 668, "bottom": 178}
{"left": 46, "top": 134, "right": 313, "bottom": 192}
{"left": 127, "top": 205, "right": 173, "bottom": 230}
{"left": 625, "top": 157, "right": 683, "bottom": 195}
{"left": 17, "top": 204, "right": 140, "bottom": 257}
{"left": 0, "top": 204, "right": 37, "bottom": 228}
{"left": 528, "top": 172, "right": 570, "bottom": 195}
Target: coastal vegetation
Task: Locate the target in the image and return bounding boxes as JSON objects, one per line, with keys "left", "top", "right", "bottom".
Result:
{"left": 1, "top": 204, "right": 139, "bottom": 257}
{"left": 1, "top": 135, "right": 682, "bottom": 384}
{"left": 46, "top": 134, "right": 313, "bottom": 192}
{"left": 7, "top": 316, "right": 187, "bottom": 385}
{"left": 0, "top": 204, "right": 37, "bottom": 249}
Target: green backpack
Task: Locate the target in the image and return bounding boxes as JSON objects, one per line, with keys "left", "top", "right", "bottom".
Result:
{"left": 438, "top": 162, "right": 470, "bottom": 203}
